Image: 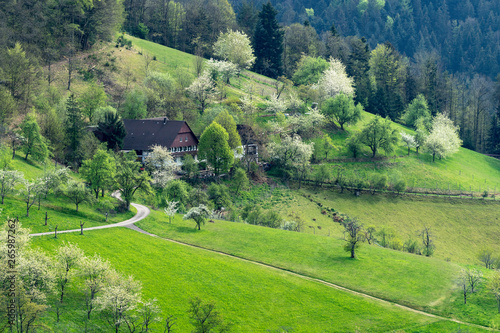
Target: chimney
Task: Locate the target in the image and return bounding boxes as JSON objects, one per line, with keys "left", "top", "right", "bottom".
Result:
{"left": 163, "top": 118, "right": 167, "bottom": 125}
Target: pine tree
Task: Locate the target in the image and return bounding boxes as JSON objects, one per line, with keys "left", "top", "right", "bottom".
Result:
{"left": 65, "top": 94, "right": 84, "bottom": 164}
{"left": 253, "top": 2, "right": 284, "bottom": 78}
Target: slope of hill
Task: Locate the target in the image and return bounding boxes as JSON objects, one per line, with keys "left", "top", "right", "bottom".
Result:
{"left": 32, "top": 227, "right": 487, "bottom": 332}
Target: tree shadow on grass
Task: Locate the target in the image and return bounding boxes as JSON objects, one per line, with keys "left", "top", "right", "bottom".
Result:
{"left": 173, "top": 225, "right": 200, "bottom": 234}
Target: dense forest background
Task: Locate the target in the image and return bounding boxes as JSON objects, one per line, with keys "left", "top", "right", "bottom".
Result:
{"left": 0, "top": 0, "right": 499, "bottom": 156}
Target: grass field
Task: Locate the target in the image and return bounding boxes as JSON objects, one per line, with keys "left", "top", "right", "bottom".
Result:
{"left": 31, "top": 227, "right": 489, "bottom": 332}
{"left": 136, "top": 210, "right": 500, "bottom": 327}
{"left": 7, "top": 156, "right": 135, "bottom": 233}
{"left": 310, "top": 111, "right": 500, "bottom": 194}
{"left": 300, "top": 188, "right": 500, "bottom": 265}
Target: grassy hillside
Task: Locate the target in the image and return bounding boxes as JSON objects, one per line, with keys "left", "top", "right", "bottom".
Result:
{"left": 6, "top": 157, "right": 134, "bottom": 233}
{"left": 136, "top": 211, "right": 500, "bottom": 328}
{"left": 309, "top": 111, "right": 500, "bottom": 194}
{"left": 32, "top": 228, "right": 488, "bottom": 332}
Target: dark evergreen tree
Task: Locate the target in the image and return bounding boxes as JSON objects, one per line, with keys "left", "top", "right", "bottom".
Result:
{"left": 65, "top": 94, "right": 84, "bottom": 164}
{"left": 346, "top": 37, "right": 371, "bottom": 108}
{"left": 253, "top": 2, "right": 284, "bottom": 78}
{"left": 97, "top": 111, "right": 126, "bottom": 151}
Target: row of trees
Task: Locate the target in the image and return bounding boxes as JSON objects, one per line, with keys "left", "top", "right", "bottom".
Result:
{"left": 0, "top": 222, "right": 230, "bottom": 332}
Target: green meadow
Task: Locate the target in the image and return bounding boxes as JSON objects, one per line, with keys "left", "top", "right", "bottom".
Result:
{"left": 136, "top": 209, "right": 500, "bottom": 327}
{"left": 32, "top": 227, "right": 487, "bottom": 332}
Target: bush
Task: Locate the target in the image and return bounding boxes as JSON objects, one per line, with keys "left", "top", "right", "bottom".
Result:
{"left": 393, "top": 179, "right": 406, "bottom": 193}
{"left": 261, "top": 211, "right": 283, "bottom": 229}
{"left": 404, "top": 237, "right": 420, "bottom": 254}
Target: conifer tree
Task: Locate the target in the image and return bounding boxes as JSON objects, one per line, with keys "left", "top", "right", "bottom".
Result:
{"left": 65, "top": 94, "right": 84, "bottom": 164}
{"left": 253, "top": 2, "right": 284, "bottom": 78}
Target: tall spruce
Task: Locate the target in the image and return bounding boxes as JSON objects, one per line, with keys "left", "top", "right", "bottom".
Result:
{"left": 253, "top": 2, "right": 284, "bottom": 79}
{"left": 65, "top": 94, "right": 84, "bottom": 165}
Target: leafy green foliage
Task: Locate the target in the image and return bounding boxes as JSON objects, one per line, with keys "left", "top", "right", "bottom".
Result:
{"left": 358, "top": 116, "right": 399, "bottom": 158}
{"left": 19, "top": 113, "right": 48, "bottom": 162}
{"left": 321, "top": 94, "right": 362, "bottom": 130}
{"left": 292, "top": 56, "right": 329, "bottom": 86}
{"left": 198, "top": 122, "right": 234, "bottom": 176}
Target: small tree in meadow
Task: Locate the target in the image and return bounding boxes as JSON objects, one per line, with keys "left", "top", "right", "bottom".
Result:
{"left": 342, "top": 217, "right": 364, "bottom": 259}
{"left": 164, "top": 200, "right": 179, "bottom": 224}
{"left": 184, "top": 205, "right": 211, "bottom": 230}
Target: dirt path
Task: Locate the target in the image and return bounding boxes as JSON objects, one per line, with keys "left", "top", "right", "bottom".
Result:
{"left": 29, "top": 202, "right": 150, "bottom": 237}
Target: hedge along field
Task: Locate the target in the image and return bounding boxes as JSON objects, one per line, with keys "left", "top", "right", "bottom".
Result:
{"left": 31, "top": 227, "right": 447, "bottom": 332}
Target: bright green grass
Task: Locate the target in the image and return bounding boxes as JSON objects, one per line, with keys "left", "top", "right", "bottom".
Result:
{"left": 137, "top": 210, "right": 459, "bottom": 309}
{"left": 7, "top": 156, "right": 134, "bottom": 233}
{"left": 310, "top": 110, "right": 500, "bottom": 193}
{"left": 136, "top": 211, "right": 500, "bottom": 327}
{"left": 303, "top": 189, "right": 500, "bottom": 265}
{"left": 31, "top": 227, "right": 471, "bottom": 332}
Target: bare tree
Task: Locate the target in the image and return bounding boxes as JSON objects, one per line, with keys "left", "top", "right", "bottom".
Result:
{"left": 189, "top": 297, "right": 231, "bottom": 333}
{"left": 341, "top": 217, "right": 364, "bottom": 259}
{"left": 478, "top": 249, "right": 496, "bottom": 269}
{"left": 420, "top": 226, "right": 434, "bottom": 257}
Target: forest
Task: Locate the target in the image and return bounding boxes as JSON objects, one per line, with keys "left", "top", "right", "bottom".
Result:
{"left": 0, "top": 0, "right": 499, "bottom": 155}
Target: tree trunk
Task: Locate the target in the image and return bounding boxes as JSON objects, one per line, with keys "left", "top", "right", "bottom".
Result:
{"left": 407, "top": 147, "right": 410, "bottom": 156}
{"left": 26, "top": 202, "right": 29, "bottom": 217}
{"left": 350, "top": 245, "right": 355, "bottom": 259}
{"left": 432, "top": 152, "right": 436, "bottom": 162}
{"left": 76, "top": 203, "right": 79, "bottom": 212}
{"left": 372, "top": 149, "right": 376, "bottom": 158}
{"left": 1, "top": 195, "right": 4, "bottom": 204}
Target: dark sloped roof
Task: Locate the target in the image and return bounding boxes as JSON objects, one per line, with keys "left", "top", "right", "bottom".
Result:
{"left": 122, "top": 119, "right": 187, "bottom": 150}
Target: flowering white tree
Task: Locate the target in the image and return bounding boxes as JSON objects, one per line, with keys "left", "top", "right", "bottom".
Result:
{"left": 205, "top": 58, "right": 239, "bottom": 84}
{"left": 314, "top": 57, "right": 354, "bottom": 102}
{"left": 80, "top": 254, "right": 112, "bottom": 319}
{"left": 164, "top": 200, "right": 179, "bottom": 223}
{"left": 0, "top": 169, "right": 23, "bottom": 204}
{"left": 424, "top": 114, "right": 462, "bottom": 162}
{"left": 187, "top": 72, "right": 217, "bottom": 114}
{"left": 183, "top": 204, "right": 211, "bottom": 230}
{"left": 400, "top": 132, "right": 416, "bottom": 156}
{"left": 94, "top": 274, "right": 142, "bottom": 333}
{"left": 266, "top": 93, "right": 287, "bottom": 114}
{"left": 213, "top": 30, "right": 255, "bottom": 72}
{"left": 145, "top": 145, "right": 179, "bottom": 189}
{"left": 267, "top": 134, "right": 314, "bottom": 180}
{"left": 54, "top": 242, "right": 83, "bottom": 304}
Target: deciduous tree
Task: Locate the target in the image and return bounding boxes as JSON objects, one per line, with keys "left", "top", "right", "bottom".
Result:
{"left": 403, "top": 94, "right": 431, "bottom": 128}
{"left": 189, "top": 297, "right": 231, "bottom": 333}
{"left": 19, "top": 113, "right": 49, "bottom": 162}
{"left": 64, "top": 180, "right": 94, "bottom": 212}
{"left": 0, "top": 170, "right": 23, "bottom": 204}
{"left": 144, "top": 145, "right": 179, "bottom": 190}
{"left": 115, "top": 153, "right": 152, "bottom": 210}
{"left": 358, "top": 116, "right": 399, "bottom": 158}
{"left": 342, "top": 217, "right": 364, "bottom": 259}
{"left": 424, "top": 113, "right": 462, "bottom": 162}
{"left": 314, "top": 58, "right": 354, "bottom": 102}
{"left": 187, "top": 73, "right": 217, "bottom": 114}
{"left": 198, "top": 122, "right": 234, "bottom": 176}
{"left": 80, "top": 149, "right": 116, "bottom": 199}
{"left": 214, "top": 110, "right": 242, "bottom": 152}
{"left": 184, "top": 204, "right": 211, "bottom": 230}
{"left": 213, "top": 30, "right": 255, "bottom": 73}
{"left": 321, "top": 94, "right": 362, "bottom": 130}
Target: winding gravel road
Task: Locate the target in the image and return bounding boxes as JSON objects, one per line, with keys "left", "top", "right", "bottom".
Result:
{"left": 30, "top": 202, "right": 150, "bottom": 237}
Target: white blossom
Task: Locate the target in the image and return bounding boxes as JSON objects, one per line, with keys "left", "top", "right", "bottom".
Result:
{"left": 314, "top": 58, "right": 354, "bottom": 102}
{"left": 424, "top": 114, "right": 462, "bottom": 161}
{"left": 213, "top": 30, "right": 256, "bottom": 71}
{"left": 145, "top": 145, "right": 179, "bottom": 189}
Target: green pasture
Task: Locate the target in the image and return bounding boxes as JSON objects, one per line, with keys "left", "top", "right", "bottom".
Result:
{"left": 136, "top": 209, "right": 500, "bottom": 327}
{"left": 32, "top": 227, "right": 479, "bottom": 332}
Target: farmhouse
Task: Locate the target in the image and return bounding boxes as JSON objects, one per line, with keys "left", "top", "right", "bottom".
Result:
{"left": 122, "top": 117, "right": 199, "bottom": 164}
